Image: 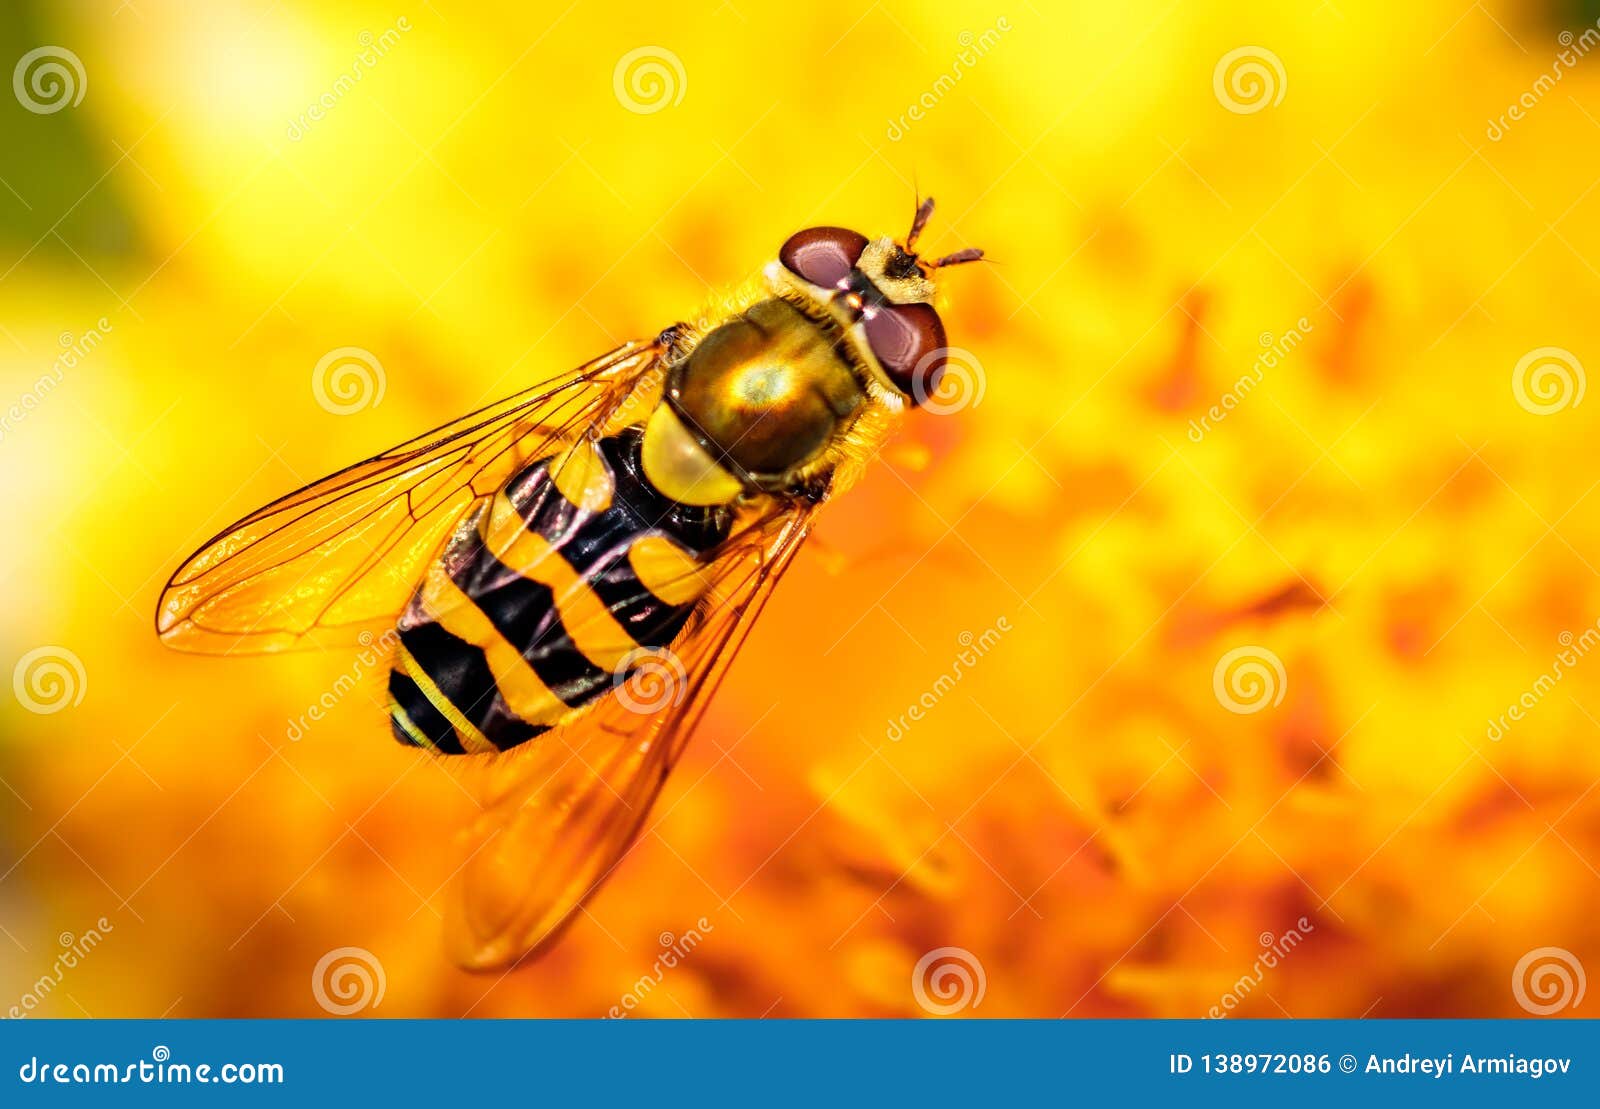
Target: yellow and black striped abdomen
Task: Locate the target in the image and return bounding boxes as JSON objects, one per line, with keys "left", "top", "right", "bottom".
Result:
{"left": 387, "top": 427, "right": 732, "bottom": 754}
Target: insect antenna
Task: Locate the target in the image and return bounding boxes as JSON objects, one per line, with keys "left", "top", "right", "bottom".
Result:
{"left": 926, "top": 247, "right": 986, "bottom": 268}
{"left": 906, "top": 195, "right": 936, "bottom": 251}
{"left": 907, "top": 194, "right": 984, "bottom": 268}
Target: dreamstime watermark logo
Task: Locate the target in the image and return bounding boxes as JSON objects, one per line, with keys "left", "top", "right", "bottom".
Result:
{"left": 1212, "top": 47, "right": 1286, "bottom": 115}
{"left": 613, "top": 47, "right": 686, "bottom": 114}
{"left": 1208, "top": 917, "right": 1315, "bottom": 1017}
{"left": 613, "top": 647, "right": 686, "bottom": 714}
{"left": 911, "top": 946, "right": 986, "bottom": 1015}
{"left": 1486, "top": 623, "right": 1600, "bottom": 742}
{"left": 1212, "top": 646, "right": 1286, "bottom": 714}
{"left": 311, "top": 947, "right": 385, "bottom": 1015}
{"left": 911, "top": 347, "right": 986, "bottom": 415}
{"left": 12, "top": 646, "right": 86, "bottom": 715}
{"left": 1, "top": 317, "right": 113, "bottom": 447}
{"left": 886, "top": 17, "right": 1012, "bottom": 141}
{"left": 1511, "top": 346, "right": 1584, "bottom": 414}
{"left": 285, "top": 629, "right": 398, "bottom": 742}
{"left": 1187, "top": 317, "right": 1314, "bottom": 442}
{"left": 286, "top": 18, "right": 412, "bottom": 141}
{"left": 606, "top": 918, "right": 714, "bottom": 1018}
{"left": 1512, "top": 946, "right": 1586, "bottom": 1015}
{"left": 885, "top": 617, "right": 1012, "bottom": 741}
{"left": 7, "top": 917, "right": 114, "bottom": 1019}
{"left": 312, "top": 346, "right": 386, "bottom": 414}
{"left": 1487, "top": 25, "right": 1600, "bottom": 141}
{"left": 13, "top": 46, "right": 86, "bottom": 114}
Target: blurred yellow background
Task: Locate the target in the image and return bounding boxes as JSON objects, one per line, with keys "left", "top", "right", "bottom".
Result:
{"left": 4, "top": 0, "right": 1600, "bottom": 1018}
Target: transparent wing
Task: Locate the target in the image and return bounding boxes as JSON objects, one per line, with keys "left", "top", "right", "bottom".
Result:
{"left": 443, "top": 500, "right": 820, "bottom": 970}
{"left": 156, "top": 341, "right": 665, "bottom": 654}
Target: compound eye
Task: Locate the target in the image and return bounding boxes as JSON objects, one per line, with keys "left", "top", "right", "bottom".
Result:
{"left": 862, "top": 302, "right": 947, "bottom": 404}
{"left": 779, "top": 226, "right": 869, "bottom": 289}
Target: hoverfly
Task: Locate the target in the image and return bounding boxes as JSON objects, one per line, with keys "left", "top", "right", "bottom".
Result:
{"left": 156, "top": 199, "right": 984, "bottom": 968}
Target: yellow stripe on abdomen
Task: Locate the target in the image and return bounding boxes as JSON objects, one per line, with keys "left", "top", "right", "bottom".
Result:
{"left": 417, "top": 560, "right": 573, "bottom": 728}
{"left": 628, "top": 534, "right": 715, "bottom": 606}
{"left": 484, "top": 493, "right": 642, "bottom": 673}
{"left": 394, "top": 643, "right": 495, "bottom": 754}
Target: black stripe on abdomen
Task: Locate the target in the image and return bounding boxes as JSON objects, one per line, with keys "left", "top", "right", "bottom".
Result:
{"left": 587, "top": 560, "right": 696, "bottom": 649}
{"left": 388, "top": 669, "right": 466, "bottom": 754}
{"left": 507, "top": 428, "right": 731, "bottom": 564}
{"left": 447, "top": 548, "right": 610, "bottom": 709}
{"left": 394, "top": 622, "right": 545, "bottom": 751}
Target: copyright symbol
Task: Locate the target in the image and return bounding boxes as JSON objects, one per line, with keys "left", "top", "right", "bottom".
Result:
{"left": 1339, "top": 1054, "right": 1357, "bottom": 1073}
